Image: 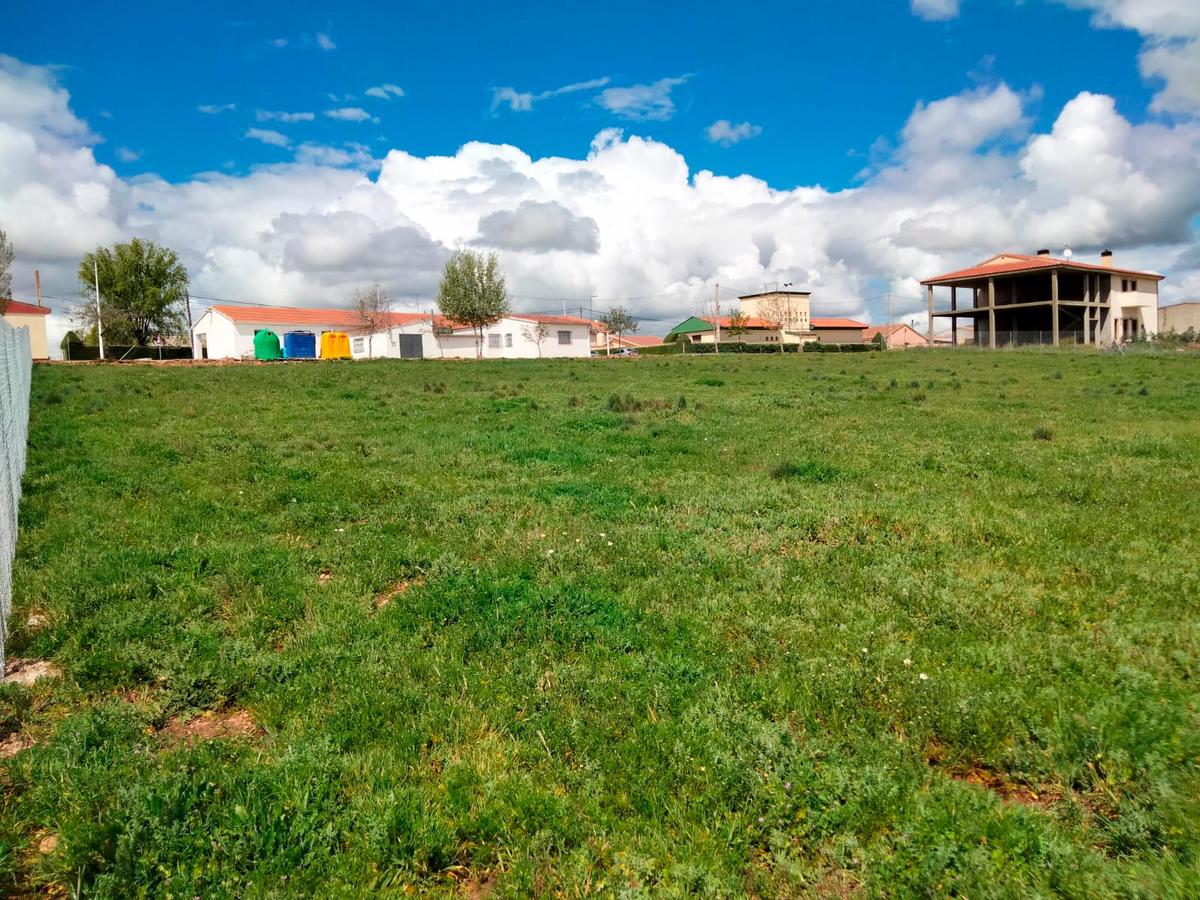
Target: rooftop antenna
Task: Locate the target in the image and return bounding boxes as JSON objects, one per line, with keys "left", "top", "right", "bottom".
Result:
{"left": 1062, "top": 246, "right": 1073, "bottom": 258}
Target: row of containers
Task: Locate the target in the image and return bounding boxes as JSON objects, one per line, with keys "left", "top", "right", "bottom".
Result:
{"left": 253, "top": 330, "right": 352, "bottom": 361}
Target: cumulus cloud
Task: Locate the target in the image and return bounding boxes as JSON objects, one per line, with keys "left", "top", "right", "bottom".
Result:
{"left": 596, "top": 75, "right": 691, "bottom": 121}
{"left": 115, "top": 147, "right": 140, "bottom": 163}
{"left": 324, "top": 107, "right": 378, "bottom": 123}
{"left": 491, "top": 77, "right": 611, "bottom": 113}
{"left": 197, "top": 102, "right": 236, "bottom": 115}
{"left": 706, "top": 120, "right": 763, "bottom": 146}
{"left": 911, "top": 0, "right": 960, "bottom": 21}
{"left": 2, "top": 55, "right": 1199, "bottom": 358}
{"left": 473, "top": 201, "right": 600, "bottom": 254}
{"left": 244, "top": 128, "right": 290, "bottom": 147}
{"left": 257, "top": 110, "right": 315, "bottom": 123}
{"left": 315, "top": 32, "right": 336, "bottom": 51}
{"left": 365, "top": 83, "right": 405, "bottom": 100}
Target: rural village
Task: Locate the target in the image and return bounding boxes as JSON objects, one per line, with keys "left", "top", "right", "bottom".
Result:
{"left": 0, "top": 2, "right": 1198, "bottom": 897}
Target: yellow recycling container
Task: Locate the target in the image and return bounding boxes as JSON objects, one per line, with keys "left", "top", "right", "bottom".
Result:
{"left": 320, "top": 331, "right": 352, "bottom": 359}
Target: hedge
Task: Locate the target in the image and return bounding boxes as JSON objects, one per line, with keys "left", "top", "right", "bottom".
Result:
{"left": 641, "top": 341, "right": 879, "bottom": 355}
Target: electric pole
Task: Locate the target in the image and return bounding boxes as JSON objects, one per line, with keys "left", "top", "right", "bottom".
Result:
{"left": 185, "top": 288, "right": 194, "bottom": 358}
{"left": 714, "top": 282, "right": 720, "bottom": 354}
{"left": 93, "top": 259, "right": 106, "bottom": 361}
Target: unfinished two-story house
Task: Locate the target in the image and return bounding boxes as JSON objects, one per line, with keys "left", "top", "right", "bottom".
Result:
{"left": 922, "top": 250, "right": 1162, "bottom": 348}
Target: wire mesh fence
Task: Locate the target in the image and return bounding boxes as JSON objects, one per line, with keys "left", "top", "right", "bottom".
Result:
{"left": 0, "top": 318, "right": 32, "bottom": 673}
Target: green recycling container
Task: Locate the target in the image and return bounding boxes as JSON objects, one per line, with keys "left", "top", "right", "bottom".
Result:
{"left": 254, "top": 329, "right": 282, "bottom": 360}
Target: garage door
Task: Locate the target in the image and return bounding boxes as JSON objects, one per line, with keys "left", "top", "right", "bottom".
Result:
{"left": 397, "top": 334, "right": 423, "bottom": 359}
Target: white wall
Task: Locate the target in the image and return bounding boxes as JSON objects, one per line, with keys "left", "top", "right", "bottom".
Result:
{"left": 1109, "top": 278, "right": 1159, "bottom": 340}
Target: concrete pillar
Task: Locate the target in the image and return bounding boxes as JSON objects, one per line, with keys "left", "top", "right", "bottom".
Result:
{"left": 988, "top": 278, "right": 996, "bottom": 349}
{"left": 926, "top": 284, "right": 934, "bottom": 347}
{"left": 950, "top": 286, "right": 957, "bottom": 347}
{"left": 1051, "top": 269, "right": 1060, "bottom": 346}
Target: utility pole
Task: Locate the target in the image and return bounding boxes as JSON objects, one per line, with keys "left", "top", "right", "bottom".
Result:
{"left": 713, "top": 282, "right": 720, "bottom": 354}
{"left": 93, "top": 259, "right": 106, "bottom": 361}
{"left": 184, "top": 289, "right": 194, "bottom": 358}
{"left": 34, "top": 270, "right": 42, "bottom": 307}
{"left": 887, "top": 291, "right": 893, "bottom": 333}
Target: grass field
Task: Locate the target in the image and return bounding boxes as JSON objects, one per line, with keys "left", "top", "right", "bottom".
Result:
{"left": 2, "top": 350, "right": 1199, "bottom": 897}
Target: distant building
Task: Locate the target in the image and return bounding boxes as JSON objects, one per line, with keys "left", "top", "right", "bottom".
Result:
{"left": 665, "top": 315, "right": 788, "bottom": 346}
{"left": 1159, "top": 301, "right": 1200, "bottom": 335}
{"left": 2, "top": 300, "right": 50, "bottom": 360}
{"left": 811, "top": 318, "right": 869, "bottom": 344}
{"left": 191, "top": 305, "right": 593, "bottom": 360}
{"left": 863, "top": 323, "right": 928, "bottom": 349}
{"left": 737, "top": 290, "right": 812, "bottom": 338}
{"left": 922, "top": 250, "right": 1163, "bottom": 348}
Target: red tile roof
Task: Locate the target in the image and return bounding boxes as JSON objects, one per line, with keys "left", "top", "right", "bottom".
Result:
{"left": 2, "top": 300, "right": 51, "bottom": 316}
{"left": 863, "top": 324, "right": 923, "bottom": 339}
{"left": 811, "top": 317, "right": 868, "bottom": 329}
{"left": 618, "top": 335, "right": 663, "bottom": 346}
{"left": 511, "top": 313, "right": 596, "bottom": 327}
{"left": 921, "top": 252, "right": 1163, "bottom": 285}
{"left": 210, "top": 305, "right": 428, "bottom": 328}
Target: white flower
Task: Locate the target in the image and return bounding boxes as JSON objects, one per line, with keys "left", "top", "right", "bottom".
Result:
{"left": 903, "top": 658, "right": 912, "bottom": 666}
{"left": 919, "top": 672, "right": 929, "bottom": 681}
{"left": 547, "top": 549, "right": 555, "bottom": 555}
{"left": 860, "top": 648, "right": 868, "bottom": 655}
{"left": 607, "top": 541, "right": 613, "bottom": 546}
{"left": 599, "top": 532, "right": 607, "bottom": 538}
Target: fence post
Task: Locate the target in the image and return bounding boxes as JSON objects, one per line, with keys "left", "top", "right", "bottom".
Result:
{"left": 0, "top": 320, "right": 32, "bottom": 672}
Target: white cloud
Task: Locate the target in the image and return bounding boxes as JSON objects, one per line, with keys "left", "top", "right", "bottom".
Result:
{"left": 244, "top": 128, "right": 290, "bottom": 147}
{"left": 257, "top": 110, "right": 316, "bottom": 123}
{"left": 2, "top": 55, "right": 1199, "bottom": 359}
{"left": 491, "top": 77, "right": 611, "bottom": 113}
{"left": 324, "top": 107, "right": 378, "bottom": 123}
{"left": 197, "top": 102, "right": 236, "bottom": 115}
{"left": 115, "top": 147, "right": 140, "bottom": 163}
{"left": 596, "top": 75, "right": 691, "bottom": 121}
{"left": 911, "top": 0, "right": 960, "bottom": 21}
{"left": 1055, "top": 1, "right": 1200, "bottom": 113}
{"left": 365, "top": 83, "right": 405, "bottom": 100}
{"left": 315, "top": 32, "right": 336, "bottom": 51}
{"left": 706, "top": 120, "right": 763, "bottom": 146}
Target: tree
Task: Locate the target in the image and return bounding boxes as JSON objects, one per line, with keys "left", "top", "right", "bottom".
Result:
{"left": 521, "top": 320, "right": 551, "bottom": 357}
{"left": 599, "top": 306, "right": 638, "bottom": 353}
{"left": 0, "top": 227, "right": 13, "bottom": 311}
{"left": 726, "top": 310, "right": 750, "bottom": 341}
{"left": 756, "top": 295, "right": 789, "bottom": 352}
{"left": 436, "top": 249, "right": 510, "bottom": 358}
{"left": 352, "top": 284, "right": 393, "bottom": 358}
{"left": 77, "top": 239, "right": 189, "bottom": 345}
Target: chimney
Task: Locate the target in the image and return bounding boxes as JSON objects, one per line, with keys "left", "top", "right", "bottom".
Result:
{"left": 1036, "top": 249, "right": 1050, "bottom": 257}
{"left": 1100, "top": 249, "right": 1113, "bottom": 267}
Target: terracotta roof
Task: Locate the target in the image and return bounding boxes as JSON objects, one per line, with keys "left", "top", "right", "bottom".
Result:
{"left": 863, "top": 324, "right": 923, "bottom": 339}
{"left": 2, "top": 300, "right": 51, "bottom": 316}
{"left": 510, "top": 313, "right": 596, "bottom": 327}
{"left": 737, "top": 290, "right": 811, "bottom": 299}
{"left": 618, "top": 335, "right": 663, "bottom": 346}
{"left": 811, "top": 317, "right": 868, "bottom": 329}
{"left": 210, "top": 305, "right": 427, "bottom": 328}
{"left": 921, "top": 252, "right": 1164, "bottom": 285}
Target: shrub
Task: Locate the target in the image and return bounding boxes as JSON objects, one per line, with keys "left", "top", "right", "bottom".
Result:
{"left": 696, "top": 378, "right": 725, "bottom": 387}
{"left": 1033, "top": 426, "right": 1053, "bottom": 441}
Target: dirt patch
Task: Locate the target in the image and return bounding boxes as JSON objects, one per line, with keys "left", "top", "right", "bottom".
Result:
{"left": 159, "top": 709, "right": 263, "bottom": 747}
{"left": 926, "top": 742, "right": 1060, "bottom": 811}
{"left": 0, "top": 732, "right": 35, "bottom": 758}
{"left": 3, "top": 658, "right": 62, "bottom": 687}
{"left": 37, "top": 834, "right": 58, "bottom": 855}
{"left": 317, "top": 570, "right": 333, "bottom": 584}
{"left": 374, "top": 577, "right": 423, "bottom": 610}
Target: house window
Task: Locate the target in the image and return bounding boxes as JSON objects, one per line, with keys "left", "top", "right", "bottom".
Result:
{"left": 1122, "top": 278, "right": 1138, "bottom": 292}
{"left": 505, "top": 333, "right": 513, "bottom": 348}
{"left": 351, "top": 337, "right": 365, "bottom": 353}
{"left": 488, "top": 334, "right": 502, "bottom": 348}
{"left": 557, "top": 330, "right": 571, "bottom": 345}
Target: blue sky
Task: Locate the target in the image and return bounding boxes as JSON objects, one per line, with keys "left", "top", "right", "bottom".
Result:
{"left": 7, "top": 0, "right": 1154, "bottom": 188}
{"left": 1, "top": 1, "right": 1198, "bottom": 346}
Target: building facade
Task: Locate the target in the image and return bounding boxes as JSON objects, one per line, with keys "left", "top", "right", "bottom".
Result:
{"left": 863, "top": 323, "right": 928, "bottom": 348}
{"left": 923, "top": 250, "right": 1162, "bottom": 348}
{"left": 1, "top": 300, "right": 50, "bottom": 360}
{"left": 1159, "top": 302, "right": 1200, "bottom": 335}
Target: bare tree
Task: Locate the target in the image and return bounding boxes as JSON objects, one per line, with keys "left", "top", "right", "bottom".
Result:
{"left": 353, "top": 284, "right": 393, "bottom": 358}
{"left": 756, "top": 295, "right": 789, "bottom": 352}
{"left": 599, "top": 306, "right": 638, "bottom": 351}
{"left": 726, "top": 310, "right": 749, "bottom": 341}
{"left": 521, "top": 320, "right": 551, "bottom": 357}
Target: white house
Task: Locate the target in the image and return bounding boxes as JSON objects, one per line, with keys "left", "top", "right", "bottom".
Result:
{"left": 192, "top": 305, "right": 593, "bottom": 360}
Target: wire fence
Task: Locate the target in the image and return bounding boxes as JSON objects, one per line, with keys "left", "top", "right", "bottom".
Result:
{"left": 0, "top": 318, "right": 32, "bottom": 673}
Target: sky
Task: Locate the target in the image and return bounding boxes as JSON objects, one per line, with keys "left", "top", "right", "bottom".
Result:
{"left": 2, "top": 0, "right": 1199, "bottom": 349}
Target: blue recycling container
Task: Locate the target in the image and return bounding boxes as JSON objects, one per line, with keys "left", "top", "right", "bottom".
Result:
{"left": 283, "top": 330, "right": 316, "bottom": 359}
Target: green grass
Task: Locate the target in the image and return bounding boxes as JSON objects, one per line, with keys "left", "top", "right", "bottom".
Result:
{"left": 2, "top": 349, "right": 1199, "bottom": 896}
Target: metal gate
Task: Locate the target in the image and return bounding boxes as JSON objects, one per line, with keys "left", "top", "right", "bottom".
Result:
{"left": 397, "top": 334, "right": 423, "bottom": 359}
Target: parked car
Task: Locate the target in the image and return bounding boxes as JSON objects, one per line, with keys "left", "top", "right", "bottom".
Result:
{"left": 613, "top": 347, "right": 639, "bottom": 357}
